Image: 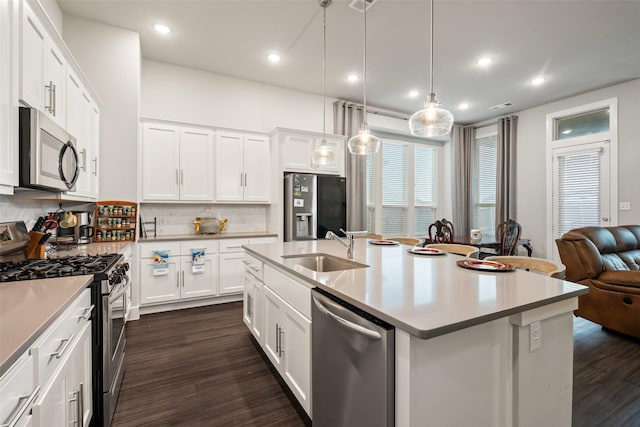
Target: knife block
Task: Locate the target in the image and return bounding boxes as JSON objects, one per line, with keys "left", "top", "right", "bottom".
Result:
{"left": 25, "top": 231, "right": 46, "bottom": 259}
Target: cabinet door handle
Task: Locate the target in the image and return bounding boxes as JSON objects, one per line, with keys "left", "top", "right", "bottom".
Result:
{"left": 92, "top": 157, "right": 98, "bottom": 176}
{"left": 247, "top": 294, "right": 252, "bottom": 318}
{"left": 76, "top": 305, "right": 95, "bottom": 322}
{"left": 1, "top": 386, "right": 40, "bottom": 427}
{"left": 244, "top": 172, "right": 247, "bottom": 188}
{"left": 241, "top": 260, "right": 250, "bottom": 265}
{"left": 278, "top": 327, "right": 285, "bottom": 357}
{"left": 79, "top": 383, "right": 84, "bottom": 426}
{"left": 50, "top": 335, "right": 74, "bottom": 359}
{"left": 175, "top": 169, "right": 179, "bottom": 185}
{"left": 45, "top": 81, "right": 53, "bottom": 113}
{"left": 69, "top": 390, "right": 79, "bottom": 426}
{"left": 52, "top": 83, "right": 57, "bottom": 116}
{"left": 275, "top": 324, "right": 280, "bottom": 354}
{"left": 181, "top": 270, "right": 184, "bottom": 287}
{"left": 176, "top": 271, "right": 180, "bottom": 288}
{"left": 180, "top": 169, "right": 184, "bottom": 185}
{"left": 81, "top": 148, "right": 87, "bottom": 171}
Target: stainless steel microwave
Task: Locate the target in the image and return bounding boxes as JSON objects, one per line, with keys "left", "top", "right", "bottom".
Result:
{"left": 19, "top": 107, "right": 79, "bottom": 192}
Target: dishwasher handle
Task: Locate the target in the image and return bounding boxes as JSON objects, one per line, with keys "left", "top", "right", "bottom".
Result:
{"left": 313, "top": 296, "right": 381, "bottom": 340}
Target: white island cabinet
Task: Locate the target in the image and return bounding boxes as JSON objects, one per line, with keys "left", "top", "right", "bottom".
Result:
{"left": 243, "top": 238, "right": 588, "bottom": 426}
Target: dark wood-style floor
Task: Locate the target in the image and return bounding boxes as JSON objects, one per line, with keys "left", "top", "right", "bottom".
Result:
{"left": 112, "top": 303, "right": 640, "bottom": 427}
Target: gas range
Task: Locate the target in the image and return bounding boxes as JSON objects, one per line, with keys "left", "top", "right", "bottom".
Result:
{"left": 0, "top": 253, "right": 121, "bottom": 283}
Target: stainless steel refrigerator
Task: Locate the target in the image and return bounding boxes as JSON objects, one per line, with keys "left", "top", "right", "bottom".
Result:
{"left": 284, "top": 173, "right": 347, "bottom": 241}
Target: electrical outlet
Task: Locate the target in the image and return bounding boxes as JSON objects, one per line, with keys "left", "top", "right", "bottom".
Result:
{"left": 620, "top": 202, "right": 631, "bottom": 211}
{"left": 530, "top": 321, "right": 542, "bottom": 352}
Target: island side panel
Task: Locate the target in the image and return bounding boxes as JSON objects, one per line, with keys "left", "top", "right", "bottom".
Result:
{"left": 397, "top": 317, "right": 513, "bottom": 426}
{"left": 510, "top": 298, "right": 577, "bottom": 427}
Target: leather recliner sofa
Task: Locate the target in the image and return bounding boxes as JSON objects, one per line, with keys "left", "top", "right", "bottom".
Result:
{"left": 556, "top": 225, "right": 640, "bottom": 338}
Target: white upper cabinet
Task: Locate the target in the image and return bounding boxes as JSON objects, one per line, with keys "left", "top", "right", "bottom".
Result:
{"left": 141, "top": 121, "right": 214, "bottom": 202}
{"left": 273, "top": 128, "right": 345, "bottom": 176}
{"left": 0, "top": 0, "right": 18, "bottom": 194}
{"left": 215, "top": 131, "right": 271, "bottom": 203}
{"left": 20, "top": 1, "right": 66, "bottom": 128}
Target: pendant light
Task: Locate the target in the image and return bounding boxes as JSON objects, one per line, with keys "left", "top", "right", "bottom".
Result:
{"left": 312, "top": 0, "right": 337, "bottom": 166}
{"left": 347, "top": 0, "right": 380, "bottom": 155}
{"left": 409, "top": 0, "right": 454, "bottom": 137}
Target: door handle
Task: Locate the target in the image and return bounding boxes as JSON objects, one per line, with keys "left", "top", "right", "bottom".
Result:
{"left": 176, "top": 271, "right": 180, "bottom": 288}
{"left": 313, "top": 296, "right": 382, "bottom": 340}
{"left": 181, "top": 270, "right": 184, "bottom": 287}
{"left": 278, "top": 327, "right": 285, "bottom": 357}
{"left": 50, "top": 335, "right": 75, "bottom": 359}
{"left": 79, "top": 383, "right": 84, "bottom": 426}
{"left": 275, "top": 324, "right": 280, "bottom": 355}
{"left": 180, "top": 169, "right": 184, "bottom": 185}
{"left": 76, "top": 305, "right": 95, "bottom": 322}
{"left": 1, "top": 386, "right": 40, "bottom": 427}
{"left": 602, "top": 217, "right": 609, "bottom": 222}
{"left": 176, "top": 169, "right": 179, "bottom": 185}
{"left": 92, "top": 157, "right": 98, "bottom": 176}
{"left": 45, "top": 81, "right": 53, "bottom": 113}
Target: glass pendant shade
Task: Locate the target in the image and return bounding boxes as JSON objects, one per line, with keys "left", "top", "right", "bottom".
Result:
{"left": 312, "top": 140, "right": 336, "bottom": 165}
{"left": 347, "top": 124, "right": 381, "bottom": 155}
{"left": 409, "top": 95, "right": 454, "bottom": 137}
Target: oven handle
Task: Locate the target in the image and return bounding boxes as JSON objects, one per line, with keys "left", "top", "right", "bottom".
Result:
{"left": 110, "top": 276, "right": 130, "bottom": 302}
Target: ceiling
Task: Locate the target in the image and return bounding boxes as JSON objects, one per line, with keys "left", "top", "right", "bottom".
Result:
{"left": 57, "top": 0, "right": 640, "bottom": 125}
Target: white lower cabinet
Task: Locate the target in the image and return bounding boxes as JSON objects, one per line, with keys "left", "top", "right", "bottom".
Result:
{"left": 0, "top": 351, "right": 36, "bottom": 427}
{"left": 243, "top": 272, "right": 264, "bottom": 344}
{"left": 219, "top": 237, "right": 277, "bottom": 295}
{"left": 249, "top": 264, "right": 312, "bottom": 417}
{"left": 22, "top": 288, "right": 93, "bottom": 427}
{"left": 139, "top": 241, "right": 218, "bottom": 306}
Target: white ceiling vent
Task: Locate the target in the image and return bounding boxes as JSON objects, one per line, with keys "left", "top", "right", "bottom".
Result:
{"left": 489, "top": 102, "right": 513, "bottom": 110}
{"left": 348, "top": 0, "right": 379, "bottom": 13}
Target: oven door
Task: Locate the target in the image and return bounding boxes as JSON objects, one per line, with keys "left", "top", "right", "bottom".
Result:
{"left": 103, "top": 277, "right": 128, "bottom": 392}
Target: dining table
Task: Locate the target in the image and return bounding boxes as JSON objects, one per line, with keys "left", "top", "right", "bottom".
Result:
{"left": 423, "top": 234, "right": 533, "bottom": 257}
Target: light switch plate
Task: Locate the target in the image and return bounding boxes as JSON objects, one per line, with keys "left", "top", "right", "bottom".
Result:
{"left": 620, "top": 202, "right": 631, "bottom": 211}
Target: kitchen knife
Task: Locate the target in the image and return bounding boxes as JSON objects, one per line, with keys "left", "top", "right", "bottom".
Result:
{"left": 32, "top": 216, "right": 45, "bottom": 232}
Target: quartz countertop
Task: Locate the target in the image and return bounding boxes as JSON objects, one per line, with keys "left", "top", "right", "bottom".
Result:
{"left": 139, "top": 231, "right": 277, "bottom": 242}
{"left": 243, "top": 239, "right": 589, "bottom": 339}
{"left": 0, "top": 275, "right": 92, "bottom": 376}
{"left": 46, "top": 241, "right": 132, "bottom": 258}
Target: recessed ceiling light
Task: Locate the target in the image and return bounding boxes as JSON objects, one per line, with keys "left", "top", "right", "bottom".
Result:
{"left": 408, "top": 90, "right": 419, "bottom": 98}
{"left": 459, "top": 103, "right": 469, "bottom": 110}
{"left": 531, "top": 77, "right": 545, "bottom": 86}
{"left": 153, "top": 24, "right": 171, "bottom": 34}
{"left": 267, "top": 53, "right": 281, "bottom": 63}
{"left": 347, "top": 74, "right": 359, "bottom": 82}
{"left": 477, "top": 57, "right": 492, "bottom": 66}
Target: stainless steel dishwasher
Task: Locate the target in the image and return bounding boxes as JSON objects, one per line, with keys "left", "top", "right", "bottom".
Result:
{"left": 312, "top": 289, "right": 395, "bottom": 427}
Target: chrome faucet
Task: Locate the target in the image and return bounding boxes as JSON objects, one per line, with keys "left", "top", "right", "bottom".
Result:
{"left": 325, "top": 228, "right": 368, "bottom": 259}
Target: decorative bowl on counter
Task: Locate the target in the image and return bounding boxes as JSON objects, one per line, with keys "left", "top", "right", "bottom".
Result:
{"left": 192, "top": 217, "right": 228, "bottom": 234}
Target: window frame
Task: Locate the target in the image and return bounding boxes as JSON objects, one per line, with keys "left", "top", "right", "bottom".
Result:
{"left": 366, "top": 137, "right": 441, "bottom": 237}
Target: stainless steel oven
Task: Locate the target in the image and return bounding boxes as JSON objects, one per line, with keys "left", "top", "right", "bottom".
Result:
{"left": 99, "top": 257, "right": 129, "bottom": 427}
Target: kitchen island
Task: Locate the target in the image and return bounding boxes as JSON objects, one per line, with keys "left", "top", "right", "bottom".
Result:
{"left": 243, "top": 238, "right": 588, "bottom": 427}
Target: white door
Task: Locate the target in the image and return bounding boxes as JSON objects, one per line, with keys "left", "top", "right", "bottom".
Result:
{"left": 282, "top": 134, "right": 313, "bottom": 171}
{"left": 215, "top": 132, "right": 244, "bottom": 201}
{"left": 551, "top": 141, "right": 611, "bottom": 259}
{"left": 43, "top": 41, "right": 66, "bottom": 127}
{"left": 142, "top": 123, "right": 180, "bottom": 201}
{"left": 139, "top": 259, "right": 180, "bottom": 305}
{"left": 243, "top": 135, "right": 270, "bottom": 202}
{"left": 0, "top": 0, "right": 18, "bottom": 190}
{"left": 181, "top": 255, "right": 218, "bottom": 299}
{"left": 282, "top": 304, "right": 312, "bottom": 415}
{"left": 262, "top": 286, "right": 284, "bottom": 371}
{"left": 179, "top": 128, "right": 214, "bottom": 201}
{"left": 20, "top": 2, "right": 45, "bottom": 110}
{"left": 218, "top": 252, "right": 245, "bottom": 294}
{"left": 65, "top": 323, "right": 92, "bottom": 427}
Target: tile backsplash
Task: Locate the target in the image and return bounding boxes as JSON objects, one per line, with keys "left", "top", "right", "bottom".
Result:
{"left": 140, "top": 204, "right": 268, "bottom": 235}
{"left": 0, "top": 196, "right": 93, "bottom": 226}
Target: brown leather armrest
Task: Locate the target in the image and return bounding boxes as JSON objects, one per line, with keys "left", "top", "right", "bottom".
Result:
{"left": 598, "top": 270, "right": 640, "bottom": 288}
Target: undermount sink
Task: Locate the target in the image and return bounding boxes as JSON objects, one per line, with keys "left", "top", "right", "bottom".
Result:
{"left": 282, "top": 253, "right": 368, "bottom": 272}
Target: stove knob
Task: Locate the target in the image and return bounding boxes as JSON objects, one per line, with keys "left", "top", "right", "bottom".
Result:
{"left": 122, "top": 262, "right": 130, "bottom": 271}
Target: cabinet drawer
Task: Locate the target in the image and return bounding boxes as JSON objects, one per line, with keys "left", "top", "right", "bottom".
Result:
{"left": 180, "top": 240, "right": 218, "bottom": 256}
{"left": 32, "top": 288, "right": 92, "bottom": 385}
{"left": 219, "top": 239, "right": 249, "bottom": 253}
{"left": 264, "top": 265, "right": 311, "bottom": 319}
{"left": 0, "top": 351, "right": 36, "bottom": 427}
{"left": 244, "top": 253, "right": 264, "bottom": 281}
{"left": 139, "top": 241, "right": 181, "bottom": 259}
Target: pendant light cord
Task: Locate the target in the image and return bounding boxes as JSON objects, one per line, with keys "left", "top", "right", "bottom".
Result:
{"left": 322, "top": 5, "right": 327, "bottom": 139}
{"left": 362, "top": 0, "right": 368, "bottom": 120}
{"left": 429, "top": 0, "right": 434, "bottom": 96}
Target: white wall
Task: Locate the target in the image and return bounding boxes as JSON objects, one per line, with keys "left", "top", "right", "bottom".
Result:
{"left": 62, "top": 16, "right": 140, "bottom": 202}
{"left": 516, "top": 79, "right": 640, "bottom": 257}
{"left": 142, "top": 59, "right": 331, "bottom": 133}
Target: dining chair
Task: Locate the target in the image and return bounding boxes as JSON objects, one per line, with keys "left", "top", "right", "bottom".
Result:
{"left": 427, "top": 218, "right": 455, "bottom": 244}
{"left": 485, "top": 256, "right": 566, "bottom": 279}
{"left": 426, "top": 243, "right": 479, "bottom": 258}
{"left": 496, "top": 219, "right": 521, "bottom": 255}
{"left": 388, "top": 237, "right": 422, "bottom": 246}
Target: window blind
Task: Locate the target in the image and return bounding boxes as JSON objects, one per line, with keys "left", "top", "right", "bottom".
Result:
{"left": 365, "top": 154, "right": 375, "bottom": 233}
{"left": 382, "top": 143, "right": 408, "bottom": 235}
{"left": 554, "top": 149, "right": 601, "bottom": 237}
{"left": 415, "top": 145, "right": 437, "bottom": 235}
{"left": 473, "top": 135, "right": 497, "bottom": 235}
